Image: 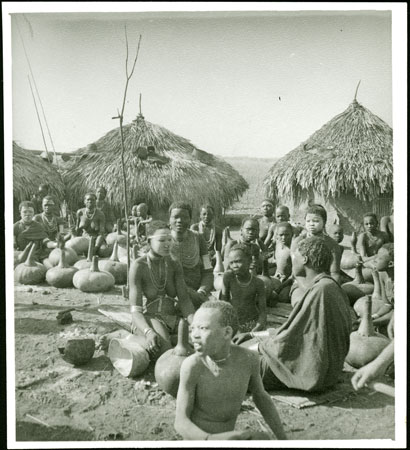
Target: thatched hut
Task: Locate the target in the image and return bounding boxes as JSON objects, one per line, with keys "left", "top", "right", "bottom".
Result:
{"left": 63, "top": 113, "right": 249, "bottom": 221}
{"left": 264, "top": 98, "right": 393, "bottom": 232}
{"left": 13, "top": 142, "right": 66, "bottom": 221}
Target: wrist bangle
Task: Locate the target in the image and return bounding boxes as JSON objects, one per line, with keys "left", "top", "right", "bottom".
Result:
{"left": 144, "top": 327, "right": 154, "bottom": 336}
{"left": 130, "top": 305, "right": 143, "bottom": 313}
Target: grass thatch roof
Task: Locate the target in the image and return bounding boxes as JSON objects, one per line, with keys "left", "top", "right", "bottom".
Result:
{"left": 264, "top": 100, "right": 393, "bottom": 204}
{"left": 13, "top": 142, "right": 66, "bottom": 204}
{"left": 64, "top": 114, "right": 249, "bottom": 213}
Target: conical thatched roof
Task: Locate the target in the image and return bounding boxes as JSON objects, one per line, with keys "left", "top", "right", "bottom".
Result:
{"left": 264, "top": 100, "right": 393, "bottom": 204}
{"left": 64, "top": 114, "right": 249, "bottom": 213}
{"left": 13, "top": 142, "right": 66, "bottom": 204}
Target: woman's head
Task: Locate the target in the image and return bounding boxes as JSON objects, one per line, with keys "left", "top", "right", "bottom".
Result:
{"left": 146, "top": 220, "right": 172, "bottom": 257}
{"left": 260, "top": 199, "right": 274, "bottom": 217}
{"left": 42, "top": 195, "right": 56, "bottom": 215}
{"left": 200, "top": 204, "right": 215, "bottom": 224}
{"left": 19, "top": 201, "right": 35, "bottom": 223}
{"left": 169, "top": 202, "right": 192, "bottom": 233}
{"left": 84, "top": 192, "right": 97, "bottom": 209}
{"left": 305, "top": 205, "right": 327, "bottom": 235}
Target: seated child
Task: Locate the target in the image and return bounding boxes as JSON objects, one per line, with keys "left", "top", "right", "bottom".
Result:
{"left": 371, "top": 243, "right": 394, "bottom": 330}
{"left": 190, "top": 204, "right": 223, "bottom": 266}
{"left": 271, "top": 222, "right": 293, "bottom": 281}
{"left": 123, "top": 203, "right": 153, "bottom": 242}
{"left": 328, "top": 223, "right": 352, "bottom": 284}
{"left": 219, "top": 244, "right": 266, "bottom": 333}
{"left": 175, "top": 300, "right": 287, "bottom": 440}
{"left": 258, "top": 199, "right": 276, "bottom": 243}
{"left": 264, "top": 205, "right": 302, "bottom": 250}
{"left": 357, "top": 213, "right": 389, "bottom": 263}
{"left": 233, "top": 237, "right": 352, "bottom": 393}
{"left": 223, "top": 217, "right": 266, "bottom": 274}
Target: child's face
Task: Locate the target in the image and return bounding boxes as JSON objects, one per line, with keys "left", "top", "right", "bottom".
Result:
{"left": 363, "top": 215, "right": 378, "bottom": 233}
{"left": 261, "top": 201, "right": 274, "bottom": 217}
{"left": 137, "top": 205, "right": 148, "bottom": 217}
{"left": 20, "top": 206, "right": 34, "bottom": 224}
{"left": 84, "top": 195, "right": 96, "bottom": 210}
{"left": 241, "top": 220, "right": 258, "bottom": 242}
{"left": 305, "top": 213, "right": 325, "bottom": 235}
{"left": 190, "top": 308, "right": 230, "bottom": 358}
{"left": 275, "top": 226, "right": 292, "bottom": 246}
{"left": 291, "top": 248, "right": 306, "bottom": 277}
{"left": 228, "top": 250, "right": 250, "bottom": 275}
{"left": 329, "top": 226, "right": 344, "bottom": 244}
{"left": 149, "top": 228, "right": 172, "bottom": 257}
{"left": 275, "top": 208, "right": 290, "bottom": 223}
{"left": 200, "top": 208, "right": 214, "bottom": 225}
{"left": 374, "top": 248, "right": 393, "bottom": 272}
{"left": 42, "top": 199, "right": 55, "bottom": 215}
{"left": 169, "top": 208, "right": 191, "bottom": 233}
{"left": 96, "top": 188, "right": 106, "bottom": 201}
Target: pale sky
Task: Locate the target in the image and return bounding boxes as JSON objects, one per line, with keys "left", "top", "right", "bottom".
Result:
{"left": 11, "top": 9, "right": 392, "bottom": 158}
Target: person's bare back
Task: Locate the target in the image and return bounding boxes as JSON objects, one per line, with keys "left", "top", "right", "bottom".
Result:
{"left": 182, "top": 345, "right": 257, "bottom": 434}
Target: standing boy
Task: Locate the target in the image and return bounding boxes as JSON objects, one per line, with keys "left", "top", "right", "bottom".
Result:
{"left": 175, "top": 300, "right": 287, "bottom": 440}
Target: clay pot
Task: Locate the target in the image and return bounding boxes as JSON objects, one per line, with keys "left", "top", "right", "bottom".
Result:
{"left": 108, "top": 332, "right": 149, "bottom": 377}
{"left": 345, "top": 296, "right": 390, "bottom": 368}
{"left": 341, "top": 232, "right": 361, "bottom": 270}
{"left": 342, "top": 261, "right": 374, "bottom": 305}
{"left": 73, "top": 256, "right": 115, "bottom": 292}
{"left": 74, "top": 236, "right": 96, "bottom": 270}
{"left": 59, "top": 338, "right": 95, "bottom": 366}
{"left": 98, "top": 241, "right": 127, "bottom": 285}
{"left": 46, "top": 248, "right": 78, "bottom": 288}
{"left": 14, "top": 243, "right": 47, "bottom": 285}
{"left": 154, "top": 319, "right": 194, "bottom": 398}
{"left": 354, "top": 270, "right": 387, "bottom": 318}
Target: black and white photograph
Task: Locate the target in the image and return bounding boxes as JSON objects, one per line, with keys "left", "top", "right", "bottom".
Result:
{"left": 4, "top": 2, "right": 407, "bottom": 448}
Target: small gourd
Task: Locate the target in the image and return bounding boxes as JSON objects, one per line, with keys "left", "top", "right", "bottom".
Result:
{"left": 59, "top": 338, "right": 95, "bottom": 366}
{"left": 73, "top": 255, "right": 115, "bottom": 292}
{"left": 98, "top": 241, "right": 127, "bottom": 285}
{"left": 46, "top": 247, "right": 78, "bottom": 288}
{"left": 345, "top": 296, "right": 390, "bottom": 368}
{"left": 213, "top": 250, "right": 224, "bottom": 291}
{"left": 74, "top": 236, "right": 96, "bottom": 270}
{"left": 354, "top": 270, "right": 387, "bottom": 318}
{"left": 49, "top": 239, "right": 79, "bottom": 267}
{"left": 221, "top": 226, "right": 233, "bottom": 259}
{"left": 65, "top": 234, "right": 90, "bottom": 256}
{"left": 14, "top": 242, "right": 33, "bottom": 268}
{"left": 341, "top": 231, "right": 361, "bottom": 270}
{"left": 341, "top": 261, "right": 374, "bottom": 305}
{"left": 14, "top": 243, "right": 47, "bottom": 285}
{"left": 154, "top": 319, "right": 194, "bottom": 398}
{"left": 106, "top": 219, "right": 127, "bottom": 247}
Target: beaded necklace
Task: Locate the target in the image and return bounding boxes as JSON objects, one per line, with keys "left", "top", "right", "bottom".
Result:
{"left": 85, "top": 208, "right": 96, "bottom": 221}
{"left": 42, "top": 213, "right": 57, "bottom": 233}
{"left": 199, "top": 221, "right": 215, "bottom": 248}
{"left": 172, "top": 231, "right": 200, "bottom": 269}
{"left": 146, "top": 254, "right": 167, "bottom": 294}
{"left": 235, "top": 273, "right": 253, "bottom": 288}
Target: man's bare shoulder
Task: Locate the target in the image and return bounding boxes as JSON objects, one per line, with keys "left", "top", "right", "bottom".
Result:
{"left": 181, "top": 353, "right": 206, "bottom": 377}
{"left": 231, "top": 345, "right": 260, "bottom": 367}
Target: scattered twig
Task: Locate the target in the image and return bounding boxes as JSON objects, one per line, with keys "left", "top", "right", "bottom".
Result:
{"left": 26, "top": 414, "right": 52, "bottom": 428}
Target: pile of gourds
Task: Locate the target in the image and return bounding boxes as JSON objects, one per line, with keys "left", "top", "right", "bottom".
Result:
{"left": 13, "top": 228, "right": 139, "bottom": 292}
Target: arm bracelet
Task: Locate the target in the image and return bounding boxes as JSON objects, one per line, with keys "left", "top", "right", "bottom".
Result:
{"left": 144, "top": 327, "right": 154, "bottom": 336}
{"left": 130, "top": 305, "right": 143, "bottom": 313}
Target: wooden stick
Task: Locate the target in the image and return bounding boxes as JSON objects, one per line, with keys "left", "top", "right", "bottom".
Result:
{"left": 367, "top": 381, "right": 395, "bottom": 398}
{"left": 26, "top": 414, "right": 51, "bottom": 428}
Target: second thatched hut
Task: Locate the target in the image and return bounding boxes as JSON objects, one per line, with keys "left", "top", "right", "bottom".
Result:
{"left": 64, "top": 113, "right": 248, "bottom": 221}
{"left": 264, "top": 98, "right": 393, "bottom": 232}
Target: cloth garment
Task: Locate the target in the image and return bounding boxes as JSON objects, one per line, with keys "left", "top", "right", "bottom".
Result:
{"left": 258, "top": 273, "right": 352, "bottom": 392}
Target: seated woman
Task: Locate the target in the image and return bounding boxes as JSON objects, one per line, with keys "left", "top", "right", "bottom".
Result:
{"left": 357, "top": 212, "right": 389, "bottom": 263}
{"left": 129, "top": 220, "right": 195, "bottom": 358}
{"left": 190, "top": 204, "right": 223, "bottom": 267}
{"left": 75, "top": 192, "right": 106, "bottom": 253}
{"left": 14, "top": 201, "right": 49, "bottom": 260}
{"left": 33, "top": 196, "right": 66, "bottom": 254}
{"left": 233, "top": 237, "right": 352, "bottom": 393}
{"left": 96, "top": 186, "right": 115, "bottom": 233}
{"left": 258, "top": 199, "right": 276, "bottom": 243}
{"left": 169, "top": 202, "right": 214, "bottom": 309}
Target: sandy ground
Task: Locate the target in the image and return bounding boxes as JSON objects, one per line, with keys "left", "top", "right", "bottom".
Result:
{"left": 13, "top": 281, "right": 395, "bottom": 443}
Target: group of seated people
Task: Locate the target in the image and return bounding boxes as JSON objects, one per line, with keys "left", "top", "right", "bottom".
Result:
{"left": 14, "top": 187, "right": 395, "bottom": 440}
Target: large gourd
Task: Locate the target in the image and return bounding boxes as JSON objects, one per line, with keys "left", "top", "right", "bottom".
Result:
{"left": 14, "top": 242, "right": 33, "bottom": 268}
{"left": 106, "top": 219, "right": 127, "bottom": 247}
{"left": 98, "top": 241, "right": 127, "bottom": 285}
{"left": 354, "top": 270, "right": 387, "bottom": 318}
{"left": 341, "top": 261, "right": 373, "bottom": 305}
{"left": 14, "top": 243, "right": 47, "bottom": 285}
{"left": 49, "top": 240, "right": 79, "bottom": 267}
{"left": 73, "top": 255, "right": 115, "bottom": 292}
{"left": 213, "top": 250, "right": 225, "bottom": 291}
{"left": 74, "top": 236, "right": 96, "bottom": 270}
{"left": 154, "top": 319, "right": 194, "bottom": 398}
{"left": 341, "top": 231, "right": 361, "bottom": 270}
{"left": 345, "top": 296, "right": 390, "bottom": 368}
{"left": 46, "top": 247, "right": 78, "bottom": 288}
